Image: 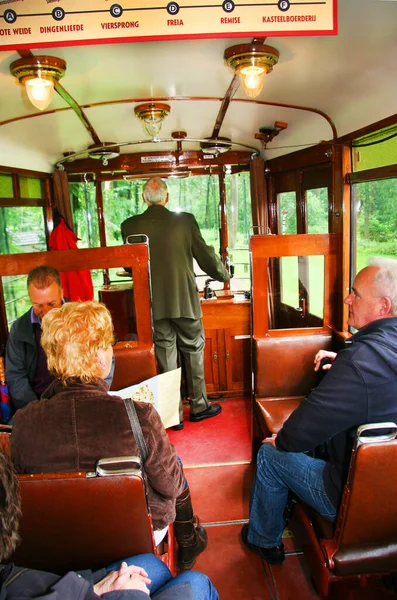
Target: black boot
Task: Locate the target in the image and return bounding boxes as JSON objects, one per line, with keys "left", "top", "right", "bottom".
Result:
{"left": 174, "top": 486, "right": 208, "bottom": 570}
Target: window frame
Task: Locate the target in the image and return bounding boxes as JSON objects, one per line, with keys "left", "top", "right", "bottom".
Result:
{"left": 0, "top": 166, "right": 53, "bottom": 353}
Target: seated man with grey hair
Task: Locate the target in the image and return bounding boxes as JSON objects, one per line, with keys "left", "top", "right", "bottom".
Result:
{"left": 243, "top": 257, "right": 397, "bottom": 565}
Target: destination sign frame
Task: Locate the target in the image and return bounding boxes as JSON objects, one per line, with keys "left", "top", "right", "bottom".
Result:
{"left": 0, "top": 0, "right": 337, "bottom": 51}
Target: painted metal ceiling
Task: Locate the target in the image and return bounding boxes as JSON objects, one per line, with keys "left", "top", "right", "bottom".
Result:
{"left": 0, "top": 0, "right": 396, "bottom": 173}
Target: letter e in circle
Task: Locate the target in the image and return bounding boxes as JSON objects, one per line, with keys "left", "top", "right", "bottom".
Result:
{"left": 222, "top": 0, "right": 235, "bottom": 13}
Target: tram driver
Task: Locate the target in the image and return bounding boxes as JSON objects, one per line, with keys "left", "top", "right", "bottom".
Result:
{"left": 121, "top": 178, "right": 230, "bottom": 429}
{"left": 243, "top": 257, "right": 397, "bottom": 564}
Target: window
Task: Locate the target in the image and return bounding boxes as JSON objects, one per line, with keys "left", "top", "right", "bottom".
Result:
{"left": 352, "top": 178, "right": 397, "bottom": 277}
{"left": 0, "top": 174, "right": 13, "bottom": 198}
{"left": 19, "top": 177, "right": 45, "bottom": 199}
{"left": 272, "top": 255, "right": 324, "bottom": 329}
{"left": 101, "top": 175, "right": 226, "bottom": 292}
{"left": 103, "top": 180, "right": 142, "bottom": 247}
{"left": 307, "top": 187, "right": 329, "bottom": 233}
{"left": 226, "top": 172, "right": 251, "bottom": 292}
{"left": 278, "top": 192, "right": 297, "bottom": 234}
{"left": 168, "top": 176, "right": 222, "bottom": 291}
{"left": 0, "top": 206, "right": 47, "bottom": 327}
{"left": 353, "top": 125, "right": 397, "bottom": 172}
{"left": 74, "top": 174, "right": 252, "bottom": 293}
{"left": 70, "top": 181, "right": 100, "bottom": 249}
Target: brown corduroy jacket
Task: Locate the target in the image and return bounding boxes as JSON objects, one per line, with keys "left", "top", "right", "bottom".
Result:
{"left": 11, "top": 379, "right": 185, "bottom": 529}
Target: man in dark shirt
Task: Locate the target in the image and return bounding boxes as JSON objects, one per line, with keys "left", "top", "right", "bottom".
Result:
{"left": 242, "top": 257, "right": 397, "bottom": 565}
{"left": 5, "top": 266, "right": 64, "bottom": 410}
{"left": 5, "top": 266, "right": 113, "bottom": 411}
{"left": 121, "top": 178, "right": 230, "bottom": 427}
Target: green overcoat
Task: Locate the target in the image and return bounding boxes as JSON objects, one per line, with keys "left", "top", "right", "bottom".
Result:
{"left": 121, "top": 205, "right": 230, "bottom": 321}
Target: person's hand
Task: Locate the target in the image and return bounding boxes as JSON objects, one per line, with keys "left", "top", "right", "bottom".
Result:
{"left": 313, "top": 350, "right": 337, "bottom": 372}
{"left": 93, "top": 562, "right": 151, "bottom": 596}
{"left": 262, "top": 433, "right": 277, "bottom": 447}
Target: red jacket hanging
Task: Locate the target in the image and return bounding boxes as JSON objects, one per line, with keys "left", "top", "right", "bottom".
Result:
{"left": 48, "top": 217, "right": 94, "bottom": 301}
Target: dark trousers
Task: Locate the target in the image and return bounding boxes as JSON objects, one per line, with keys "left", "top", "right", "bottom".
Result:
{"left": 153, "top": 317, "right": 209, "bottom": 419}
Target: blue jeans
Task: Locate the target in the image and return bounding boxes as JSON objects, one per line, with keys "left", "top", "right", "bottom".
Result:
{"left": 107, "top": 553, "right": 219, "bottom": 600}
{"left": 248, "top": 443, "right": 337, "bottom": 548}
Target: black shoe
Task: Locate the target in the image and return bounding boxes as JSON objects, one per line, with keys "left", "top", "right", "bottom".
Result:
{"left": 190, "top": 404, "right": 222, "bottom": 422}
{"left": 177, "top": 518, "right": 208, "bottom": 570}
{"left": 241, "top": 524, "right": 285, "bottom": 565}
{"left": 171, "top": 421, "right": 184, "bottom": 431}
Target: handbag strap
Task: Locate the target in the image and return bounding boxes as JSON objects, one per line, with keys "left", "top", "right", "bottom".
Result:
{"left": 124, "top": 398, "right": 148, "bottom": 464}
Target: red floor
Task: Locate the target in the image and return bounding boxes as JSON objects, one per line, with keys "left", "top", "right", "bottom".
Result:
{"left": 167, "top": 397, "right": 396, "bottom": 599}
{"left": 167, "top": 397, "right": 252, "bottom": 466}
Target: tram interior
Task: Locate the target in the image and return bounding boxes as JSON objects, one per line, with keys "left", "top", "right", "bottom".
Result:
{"left": 1, "top": 0, "right": 397, "bottom": 597}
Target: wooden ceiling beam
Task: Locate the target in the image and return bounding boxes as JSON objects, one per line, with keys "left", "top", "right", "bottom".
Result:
{"left": 62, "top": 149, "right": 253, "bottom": 175}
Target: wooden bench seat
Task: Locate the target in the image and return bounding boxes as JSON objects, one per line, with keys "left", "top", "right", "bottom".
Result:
{"left": 292, "top": 423, "right": 397, "bottom": 596}
{"left": 256, "top": 396, "right": 303, "bottom": 434}
{"left": 8, "top": 456, "right": 176, "bottom": 575}
{"left": 253, "top": 334, "right": 333, "bottom": 437}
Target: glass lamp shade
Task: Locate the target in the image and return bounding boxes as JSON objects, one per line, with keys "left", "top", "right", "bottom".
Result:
{"left": 143, "top": 117, "right": 162, "bottom": 138}
{"left": 238, "top": 64, "right": 266, "bottom": 99}
{"left": 25, "top": 77, "right": 54, "bottom": 110}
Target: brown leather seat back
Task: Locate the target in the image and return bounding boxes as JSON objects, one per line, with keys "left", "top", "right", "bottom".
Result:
{"left": 111, "top": 345, "right": 157, "bottom": 391}
{"left": 254, "top": 334, "right": 333, "bottom": 398}
{"left": 292, "top": 424, "right": 397, "bottom": 594}
{"left": 338, "top": 438, "right": 397, "bottom": 547}
{"left": 9, "top": 457, "right": 156, "bottom": 574}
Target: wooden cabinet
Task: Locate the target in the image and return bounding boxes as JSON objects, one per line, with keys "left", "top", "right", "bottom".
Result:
{"left": 201, "top": 297, "right": 251, "bottom": 397}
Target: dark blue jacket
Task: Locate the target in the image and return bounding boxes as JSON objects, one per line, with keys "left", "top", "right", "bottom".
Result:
{"left": 276, "top": 317, "right": 397, "bottom": 507}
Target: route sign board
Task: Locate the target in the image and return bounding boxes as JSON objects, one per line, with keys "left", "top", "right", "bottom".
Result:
{"left": 0, "top": 0, "right": 337, "bottom": 51}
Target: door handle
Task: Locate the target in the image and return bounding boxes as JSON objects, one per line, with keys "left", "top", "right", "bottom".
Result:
{"left": 213, "top": 352, "right": 218, "bottom": 362}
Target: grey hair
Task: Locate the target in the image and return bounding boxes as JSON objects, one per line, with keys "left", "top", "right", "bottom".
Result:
{"left": 142, "top": 178, "right": 168, "bottom": 205}
{"left": 368, "top": 257, "right": 397, "bottom": 316}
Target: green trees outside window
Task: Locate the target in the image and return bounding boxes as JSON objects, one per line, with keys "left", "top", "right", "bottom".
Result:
{"left": 353, "top": 178, "right": 397, "bottom": 274}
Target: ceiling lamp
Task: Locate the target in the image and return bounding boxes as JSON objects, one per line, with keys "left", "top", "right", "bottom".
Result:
{"left": 87, "top": 143, "right": 120, "bottom": 166}
{"left": 10, "top": 55, "right": 66, "bottom": 111}
{"left": 134, "top": 103, "right": 171, "bottom": 138}
{"left": 200, "top": 137, "right": 232, "bottom": 155}
{"left": 224, "top": 42, "right": 279, "bottom": 98}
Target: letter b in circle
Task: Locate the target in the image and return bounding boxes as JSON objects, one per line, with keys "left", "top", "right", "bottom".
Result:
{"left": 52, "top": 7, "right": 65, "bottom": 21}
